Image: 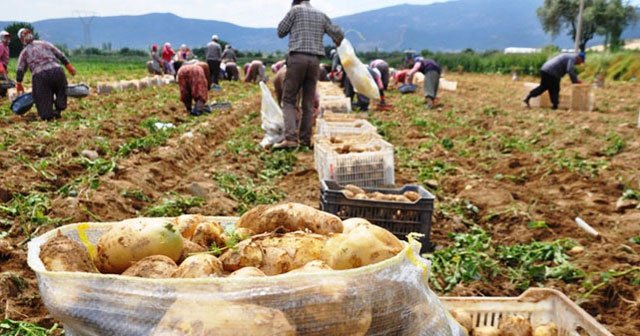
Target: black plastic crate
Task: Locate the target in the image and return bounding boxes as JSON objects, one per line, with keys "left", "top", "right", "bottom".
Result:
{"left": 320, "top": 180, "right": 435, "bottom": 253}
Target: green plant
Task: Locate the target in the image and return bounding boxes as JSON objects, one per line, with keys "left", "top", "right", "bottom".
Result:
{"left": 630, "top": 236, "right": 640, "bottom": 244}
{"left": 143, "top": 194, "right": 204, "bottom": 217}
{"left": 527, "top": 220, "right": 549, "bottom": 229}
{"left": 213, "top": 172, "right": 284, "bottom": 214}
{"left": 602, "top": 132, "right": 625, "bottom": 156}
{"left": 259, "top": 150, "right": 297, "bottom": 180}
{"left": 0, "top": 193, "right": 61, "bottom": 236}
{"left": 370, "top": 117, "right": 399, "bottom": 140}
{"left": 417, "top": 160, "right": 456, "bottom": 181}
{"left": 622, "top": 188, "right": 640, "bottom": 200}
{"left": 122, "top": 189, "right": 151, "bottom": 202}
{"left": 581, "top": 267, "right": 640, "bottom": 298}
{"left": 0, "top": 319, "right": 60, "bottom": 336}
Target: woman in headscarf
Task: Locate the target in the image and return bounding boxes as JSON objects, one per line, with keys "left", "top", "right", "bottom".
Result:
{"left": 0, "top": 30, "right": 11, "bottom": 98}
{"left": 244, "top": 60, "right": 266, "bottom": 83}
{"left": 161, "top": 43, "right": 175, "bottom": 74}
{"left": 15, "top": 28, "right": 77, "bottom": 120}
{"left": 147, "top": 44, "right": 163, "bottom": 75}
{"left": 176, "top": 62, "right": 211, "bottom": 116}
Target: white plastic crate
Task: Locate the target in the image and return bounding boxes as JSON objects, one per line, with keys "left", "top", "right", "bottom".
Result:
{"left": 523, "top": 82, "right": 570, "bottom": 109}
{"left": 316, "top": 118, "right": 377, "bottom": 137}
{"left": 440, "top": 288, "right": 613, "bottom": 336}
{"left": 320, "top": 96, "right": 352, "bottom": 113}
{"left": 440, "top": 78, "right": 458, "bottom": 91}
{"left": 314, "top": 137, "right": 394, "bottom": 187}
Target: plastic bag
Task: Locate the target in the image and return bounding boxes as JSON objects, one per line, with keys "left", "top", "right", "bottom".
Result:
{"left": 66, "top": 84, "right": 90, "bottom": 98}
{"left": 399, "top": 84, "right": 417, "bottom": 94}
{"left": 11, "top": 93, "right": 34, "bottom": 115}
{"left": 337, "top": 39, "right": 380, "bottom": 100}
{"left": 28, "top": 218, "right": 464, "bottom": 336}
{"left": 258, "top": 81, "right": 285, "bottom": 148}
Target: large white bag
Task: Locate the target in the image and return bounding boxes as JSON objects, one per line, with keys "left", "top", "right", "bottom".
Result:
{"left": 259, "top": 81, "right": 285, "bottom": 148}
{"left": 337, "top": 39, "right": 380, "bottom": 100}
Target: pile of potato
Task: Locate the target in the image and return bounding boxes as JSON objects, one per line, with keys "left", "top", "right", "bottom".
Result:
{"left": 341, "top": 184, "right": 420, "bottom": 203}
{"left": 39, "top": 203, "right": 416, "bottom": 335}
{"left": 450, "top": 311, "right": 559, "bottom": 336}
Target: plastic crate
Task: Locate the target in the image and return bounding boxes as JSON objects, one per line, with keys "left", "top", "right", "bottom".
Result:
{"left": 523, "top": 82, "right": 570, "bottom": 109}
{"left": 320, "top": 180, "right": 434, "bottom": 252}
{"left": 440, "top": 288, "right": 613, "bottom": 336}
{"left": 316, "top": 118, "right": 377, "bottom": 137}
{"left": 320, "top": 111, "right": 369, "bottom": 121}
{"left": 320, "top": 96, "right": 352, "bottom": 114}
{"left": 314, "top": 138, "right": 394, "bottom": 187}
{"left": 570, "top": 84, "right": 594, "bottom": 112}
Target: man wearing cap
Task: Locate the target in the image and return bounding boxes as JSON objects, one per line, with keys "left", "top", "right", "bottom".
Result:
{"left": 274, "top": 0, "right": 344, "bottom": 150}
{"left": 524, "top": 52, "right": 585, "bottom": 110}
{"left": 15, "top": 28, "right": 77, "bottom": 120}
{"left": 206, "top": 35, "right": 222, "bottom": 86}
{"left": 0, "top": 31, "right": 10, "bottom": 98}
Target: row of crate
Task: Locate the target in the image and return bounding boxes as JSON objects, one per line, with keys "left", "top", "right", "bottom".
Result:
{"left": 96, "top": 75, "right": 176, "bottom": 95}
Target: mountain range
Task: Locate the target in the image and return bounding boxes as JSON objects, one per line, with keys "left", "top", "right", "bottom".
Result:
{"left": 1, "top": 0, "right": 638, "bottom": 52}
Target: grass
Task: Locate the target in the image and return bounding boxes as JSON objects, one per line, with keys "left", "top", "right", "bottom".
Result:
{"left": 213, "top": 172, "right": 285, "bottom": 215}
{"left": 143, "top": 194, "right": 205, "bottom": 217}
{"left": 0, "top": 319, "right": 61, "bottom": 336}
{"left": 0, "top": 192, "right": 62, "bottom": 237}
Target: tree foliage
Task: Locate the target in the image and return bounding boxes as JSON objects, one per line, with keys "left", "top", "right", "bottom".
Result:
{"left": 537, "top": 0, "right": 639, "bottom": 51}
{"left": 2, "top": 22, "right": 39, "bottom": 58}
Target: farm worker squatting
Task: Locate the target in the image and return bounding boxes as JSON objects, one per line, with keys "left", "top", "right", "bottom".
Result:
{"left": 406, "top": 55, "right": 441, "bottom": 109}
{"left": 176, "top": 62, "right": 211, "bottom": 116}
{"left": 15, "top": 28, "right": 77, "bottom": 120}
{"left": 274, "top": 0, "right": 344, "bottom": 150}
{"left": 523, "top": 52, "right": 585, "bottom": 109}
{"left": 0, "top": 30, "right": 10, "bottom": 98}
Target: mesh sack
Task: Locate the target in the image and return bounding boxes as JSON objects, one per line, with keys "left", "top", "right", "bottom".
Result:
{"left": 337, "top": 39, "right": 380, "bottom": 101}
{"left": 399, "top": 84, "right": 417, "bottom": 94}
{"left": 11, "top": 93, "right": 34, "bottom": 115}
{"left": 66, "top": 84, "right": 90, "bottom": 98}
{"left": 28, "top": 218, "right": 464, "bottom": 336}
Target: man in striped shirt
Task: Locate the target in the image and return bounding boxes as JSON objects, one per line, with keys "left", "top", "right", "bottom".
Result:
{"left": 274, "top": 0, "right": 344, "bottom": 150}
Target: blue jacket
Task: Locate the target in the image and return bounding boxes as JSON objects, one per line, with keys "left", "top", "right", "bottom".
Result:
{"left": 541, "top": 54, "right": 579, "bottom": 83}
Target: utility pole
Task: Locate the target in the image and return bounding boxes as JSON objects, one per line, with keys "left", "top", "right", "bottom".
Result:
{"left": 74, "top": 11, "right": 97, "bottom": 48}
{"left": 575, "top": 0, "right": 585, "bottom": 53}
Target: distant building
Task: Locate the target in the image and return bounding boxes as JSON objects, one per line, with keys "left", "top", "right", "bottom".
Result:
{"left": 504, "top": 47, "right": 542, "bottom": 54}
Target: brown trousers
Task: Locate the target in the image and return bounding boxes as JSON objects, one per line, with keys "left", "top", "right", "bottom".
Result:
{"left": 282, "top": 53, "right": 319, "bottom": 145}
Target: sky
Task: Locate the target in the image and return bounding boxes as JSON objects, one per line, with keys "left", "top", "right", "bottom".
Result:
{"left": 0, "top": 0, "right": 452, "bottom": 28}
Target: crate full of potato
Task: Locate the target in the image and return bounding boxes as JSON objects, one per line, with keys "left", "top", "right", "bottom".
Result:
{"left": 316, "top": 118, "right": 378, "bottom": 138}
{"left": 320, "top": 180, "right": 435, "bottom": 252}
{"left": 28, "top": 203, "right": 465, "bottom": 335}
{"left": 442, "top": 288, "right": 613, "bottom": 336}
{"left": 319, "top": 95, "right": 352, "bottom": 114}
{"left": 314, "top": 135, "right": 394, "bottom": 187}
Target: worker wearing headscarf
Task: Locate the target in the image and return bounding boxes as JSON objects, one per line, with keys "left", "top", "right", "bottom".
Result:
{"left": 16, "top": 28, "right": 77, "bottom": 120}
{"left": 244, "top": 60, "right": 266, "bottom": 83}
{"left": 161, "top": 43, "right": 175, "bottom": 74}
{"left": 177, "top": 62, "right": 210, "bottom": 116}
{"left": 0, "top": 30, "right": 11, "bottom": 98}
{"left": 147, "top": 44, "right": 163, "bottom": 75}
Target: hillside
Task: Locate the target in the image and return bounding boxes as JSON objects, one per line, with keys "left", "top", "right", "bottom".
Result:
{"left": 1, "top": 0, "right": 638, "bottom": 52}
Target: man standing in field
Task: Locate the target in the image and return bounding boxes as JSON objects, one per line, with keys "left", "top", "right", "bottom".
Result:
{"left": 523, "top": 52, "right": 585, "bottom": 109}
{"left": 0, "top": 31, "right": 10, "bottom": 98}
{"left": 206, "top": 35, "right": 222, "bottom": 87}
{"left": 274, "top": 0, "right": 344, "bottom": 149}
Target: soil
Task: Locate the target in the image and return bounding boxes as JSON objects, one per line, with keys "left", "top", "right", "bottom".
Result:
{"left": 0, "top": 73, "right": 638, "bottom": 335}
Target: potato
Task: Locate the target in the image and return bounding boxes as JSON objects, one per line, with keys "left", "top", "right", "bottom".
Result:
{"left": 219, "top": 238, "right": 263, "bottom": 272}
{"left": 95, "top": 219, "right": 184, "bottom": 274}
{"left": 255, "top": 232, "right": 327, "bottom": 275}
{"left": 172, "top": 254, "right": 223, "bottom": 278}
{"left": 392, "top": 195, "right": 411, "bottom": 203}
{"left": 343, "top": 189, "right": 356, "bottom": 198}
{"left": 404, "top": 191, "right": 421, "bottom": 202}
{"left": 39, "top": 231, "right": 96, "bottom": 273}
{"left": 236, "top": 203, "right": 343, "bottom": 235}
{"left": 287, "top": 260, "right": 332, "bottom": 274}
{"left": 472, "top": 326, "right": 501, "bottom": 336}
{"left": 533, "top": 323, "right": 558, "bottom": 336}
{"left": 370, "top": 192, "right": 385, "bottom": 200}
{"left": 172, "top": 214, "right": 202, "bottom": 239}
{"left": 344, "top": 184, "right": 365, "bottom": 195}
{"left": 354, "top": 194, "right": 368, "bottom": 200}
{"left": 178, "top": 239, "right": 207, "bottom": 263}
{"left": 325, "top": 218, "right": 403, "bottom": 270}
{"left": 228, "top": 267, "right": 267, "bottom": 278}
{"left": 450, "top": 309, "right": 474, "bottom": 333}
{"left": 122, "top": 255, "right": 177, "bottom": 278}
{"left": 499, "top": 316, "right": 533, "bottom": 336}
{"left": 152, "top": 299, "right": 296, "bottom": 336}
{"left": 191, "top": 220, "right": 225, "bottom": 248}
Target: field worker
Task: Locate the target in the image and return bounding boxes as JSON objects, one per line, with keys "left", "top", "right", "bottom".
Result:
{"left": 271, "top": 59, "right": 286, "bottom": 74}
{"left": 344, "top": 66, "right": 379, "bottom": 112}
{"left": 318, "top": 64, "right": 329, "bottom": 81}
{"left": 244, "top": 60, "right": 266, "bottom": 83}
{"left": 0, "top": 30, "right": 10, "bottom": 98}
{"left": 147, "top": 44, "right": 163, "bottom": 75}
{"left": 161, "top": 43, "right": 175, "bottom": 74}
{"left": 177, "top": 62, "right": 211, "bottom": 116}
{"left": 370, "top": 59, "right": 390, "bottom": 107}
{"left": 221, "top": 45, "right": 237, "bottom": 63}
{"left": 523, "top": 52, "right": 585, "bottom": 109}
{"left": 223, "top": 62, "right": 240, "bottom": 81}
{"left": 407, "top": 55, "right": 441, "bottom": 109}
{"left": 205, "top": 35, "right": 222, "bottom": 86}
{"left": 15, "top": 28, "right": 76, "bottom": 120}
{"left": 275, "top": 0, "right": 344, "bottom": 150}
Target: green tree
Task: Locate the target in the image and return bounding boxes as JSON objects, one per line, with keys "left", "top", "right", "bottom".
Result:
{"left": 599, "top": 0, "right": 639, "bottom": 51}
{"left": 3, "top": 22, "right": 39, "bottom": 58}
{"left": 537, "top": 0, "right": 599, "bottom": 51}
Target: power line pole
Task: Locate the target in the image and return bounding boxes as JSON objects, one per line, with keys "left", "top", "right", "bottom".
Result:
{"left": 74, "top": 11, "right": 97, "bottom": 48}
{"left": 575, "top": 0, "right": 585, "bottom": 53}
